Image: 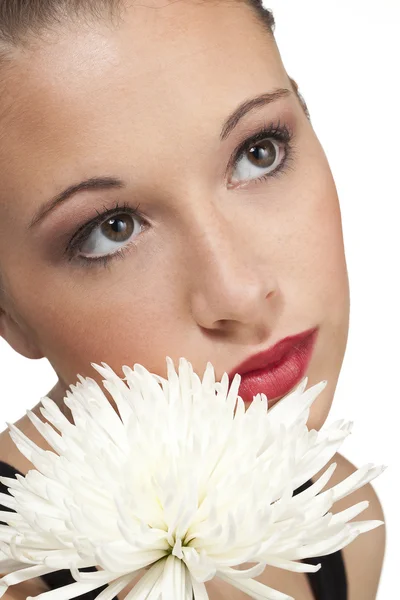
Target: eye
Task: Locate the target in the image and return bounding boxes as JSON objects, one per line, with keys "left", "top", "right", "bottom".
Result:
{"left": 228, "top": 121, "right": 293, "bottom": 188}
{"left": 80, "top": 212, "right": 141, "bottom": 256}
{"left": 65, "top": 201, "right": 147, "bottom": 267}
{"left": 231, "top": 138, "right": 283, "bottom": 184}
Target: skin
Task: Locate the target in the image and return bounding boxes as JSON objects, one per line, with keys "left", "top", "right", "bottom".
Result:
{"left": 0, "top": 0, "right": 350, "bottom": 424}
{"left": 0, "top": 1, "right": 385, "bottom": 598}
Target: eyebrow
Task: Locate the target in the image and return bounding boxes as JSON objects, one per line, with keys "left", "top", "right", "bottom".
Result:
{"left": 28, "top": 176, "right": 126, "bottom": 229}
{"left": 29, "top": 87, "right": 292, "bottom": 229}
{"left": 220, "top": 87, "right": 292, "bottom": 141}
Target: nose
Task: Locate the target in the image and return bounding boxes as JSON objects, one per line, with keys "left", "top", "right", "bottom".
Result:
{"left": 186, "top": 208, "right": 281, "bottom": 343}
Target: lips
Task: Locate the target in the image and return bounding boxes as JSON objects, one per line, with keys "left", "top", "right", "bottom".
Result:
{"left": 227, "top": 327, "right": 319, "bottom": 405}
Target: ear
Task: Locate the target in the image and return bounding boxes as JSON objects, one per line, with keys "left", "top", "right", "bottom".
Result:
{"left": 288, "top": 76, "right": 311, "bottom": 121}
{"left": 0, "top": 306, "right": 44, "bottom": 360}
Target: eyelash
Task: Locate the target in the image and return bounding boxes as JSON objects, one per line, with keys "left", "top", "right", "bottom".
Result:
{"left": 64, "top": 199, "right": 143, "bottom": 270}
{"left": 65, "top": 119, "right": 295, "bottom": 269}
{"left": 229, "top": 118, "right": 294, "bottom": 185}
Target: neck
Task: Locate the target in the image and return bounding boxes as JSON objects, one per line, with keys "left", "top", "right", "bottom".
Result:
{"left": 47, "top": 378, "right": 74, "bottom": 424}
{"left": 0, "top": 378, "right": 75, "bottom": 476}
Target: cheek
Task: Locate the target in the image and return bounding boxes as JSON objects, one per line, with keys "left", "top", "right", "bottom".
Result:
{"left": 30, "top": 293, "right": 171, "bottom": 387}
{"left": 8, "top": 258, "right": 181, "bottom": 390}
{"left": 283, "top": 152, "right": 350, "bottom": 430}
{"left": 309, "top": 169, "right": 350, "bottom": 340}
{"left": 288, "top": 142, "right": 350, "bottom": 320}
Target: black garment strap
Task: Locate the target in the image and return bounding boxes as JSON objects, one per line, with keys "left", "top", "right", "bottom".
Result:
{"left": 294, "top": 477, "right": 348, "bottom": 600}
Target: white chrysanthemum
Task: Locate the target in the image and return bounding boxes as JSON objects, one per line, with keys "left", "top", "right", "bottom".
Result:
{"left": 0, "top": 357, "right": 386, "bottom": 600}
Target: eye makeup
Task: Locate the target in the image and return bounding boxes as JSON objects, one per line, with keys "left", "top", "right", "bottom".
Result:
{"left": 63, "top": 117, "right": 295, "bottom": 270}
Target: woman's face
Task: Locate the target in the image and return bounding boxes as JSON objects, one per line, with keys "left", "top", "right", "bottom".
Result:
{"left": 0, "top": 0, "right": 349, "bottom": 431}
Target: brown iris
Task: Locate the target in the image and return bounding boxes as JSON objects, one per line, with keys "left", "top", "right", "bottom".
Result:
{"left": 247, "top": 139, "right": 277, "bottom": 168}
{"left": 101, "top": 215, "right": 134, "bottom": 242}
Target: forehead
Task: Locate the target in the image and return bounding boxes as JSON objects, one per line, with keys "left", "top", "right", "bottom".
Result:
{"left": 0, "top": 0, "right": 288, "bottom": 217}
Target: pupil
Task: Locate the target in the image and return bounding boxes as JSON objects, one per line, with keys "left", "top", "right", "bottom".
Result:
{"left": 249, "top": 140, "right": 276, "bottom": 167}
{"left": 109, "top": 217, "right": 126, "bottom": 233}
{"left": 101, "top": 215, "right": 133, "bottom": 241}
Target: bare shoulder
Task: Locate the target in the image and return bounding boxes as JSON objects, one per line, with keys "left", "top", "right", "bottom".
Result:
{"left": 311, "top": 451, "right": 386, "bottom": 600}
{"left": 0, "top": 576, "right": 50, "bottom": 599}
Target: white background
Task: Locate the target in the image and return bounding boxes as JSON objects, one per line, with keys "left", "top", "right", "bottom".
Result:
{"left": 0, "top": 0, "right": 398, "bottom": 598}
{"left": 268, "top": 1, "right": 399, "bottom": 597}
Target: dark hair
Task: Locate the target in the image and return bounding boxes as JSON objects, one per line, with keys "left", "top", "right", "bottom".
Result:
{"left": 0, "top": 0, "right": 308, "bottom": 119}
{"left": 0, "top": 0, "right": 274, "bottom": 50}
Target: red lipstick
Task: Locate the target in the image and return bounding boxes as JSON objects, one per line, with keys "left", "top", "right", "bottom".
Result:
{"left": 227, "top": 327, "right": 319, "bottom": 406}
